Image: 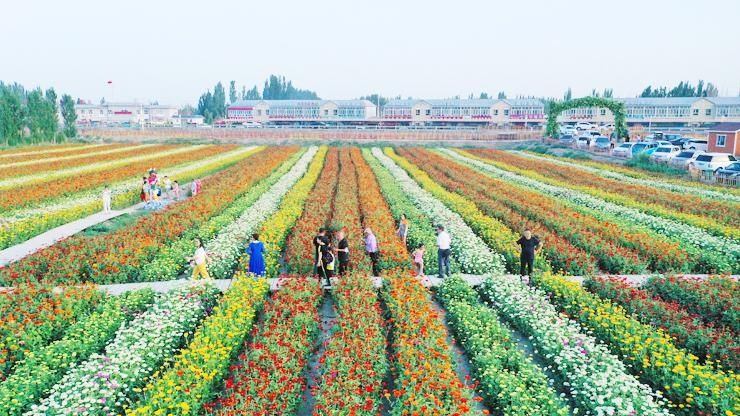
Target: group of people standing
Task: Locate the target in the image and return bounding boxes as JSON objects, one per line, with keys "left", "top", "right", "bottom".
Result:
{"left": 314, "top": 228, "right": 351, "bottom": 287}
{"left": 138, "top": 168, "right": 201, "bottom": 209}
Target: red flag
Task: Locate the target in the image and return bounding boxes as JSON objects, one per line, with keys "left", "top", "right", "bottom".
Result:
{"left": 107, "top": 80, "right": 113, "bottom": 84}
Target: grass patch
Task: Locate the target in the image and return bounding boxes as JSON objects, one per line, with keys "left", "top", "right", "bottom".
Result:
{"left": 625, "top": 153, "right": 687, "bottom": 177}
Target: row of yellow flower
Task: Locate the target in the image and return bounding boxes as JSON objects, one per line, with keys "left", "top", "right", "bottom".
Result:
{"left": 248, "top": 146, "right": 327, "bottom": 278}
{"left": 125, "top": 275, "right": 270, "bottom": 416}
{"left": 474, "top": 154, "right": 738, "bottom": 240}
{"left": 383, "top": 147, "right": 543, "bottom": 274}
{"left": 0, "top": 147, "right": 258, "bottom": 250}
{"left": 533, "top": 273, "right": 739, "bottom": 416}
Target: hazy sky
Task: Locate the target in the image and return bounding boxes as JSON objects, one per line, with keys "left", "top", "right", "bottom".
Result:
{"left": 2, "top": 0, "right": 739, "bottom": 105}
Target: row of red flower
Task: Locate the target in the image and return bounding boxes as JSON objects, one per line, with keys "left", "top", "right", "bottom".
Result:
{"left": 0, "top": 144, "right": 134, "bottom": 179}
{"left": 0, "top": 146, "right": 296, "bottom": 286}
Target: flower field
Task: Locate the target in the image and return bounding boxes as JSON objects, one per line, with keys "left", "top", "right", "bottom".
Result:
{"left": 0, "top": 143, "right": 737, "bottom": 415}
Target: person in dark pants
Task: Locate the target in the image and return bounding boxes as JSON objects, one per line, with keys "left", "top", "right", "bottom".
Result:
{"left": 436, "top": 225, "right": 451, "bottom": 278}
{"left": 364, "top": 227, "right": 380, "bottom": 276}
{"left": 516, "top": 229, "right": 542, "bottom": 282}
{"left": 335, "top": 229, "right": 349, "bottom": 276}
{"left": 314, "top": 227, "right": 329, "bottom": 277}
{"left": 319, "top": 241, "right": 335, "bottom": 288}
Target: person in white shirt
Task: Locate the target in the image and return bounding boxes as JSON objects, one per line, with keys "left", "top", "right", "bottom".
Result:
{"left": 102, "top": 185, "right": 112, "bottom": 213}
{"left": 188, "top": 238, "right": 210, "bottom": 279}
{"left": 436, "top": 225, "right": 451, "bottom": 278}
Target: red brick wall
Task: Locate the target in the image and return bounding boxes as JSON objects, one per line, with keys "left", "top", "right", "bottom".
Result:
{"left": 708, "top": 131, "right": 739, "bottom": 156}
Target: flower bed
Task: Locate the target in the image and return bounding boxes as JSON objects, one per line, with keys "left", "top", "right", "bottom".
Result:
{"left": 284, "top": 148, "right": 340, "bottom": 274}
{"left": 402, "top": 148, "right": 594, "bottom": 274}
{"left": 0, "top": 289, "right": 155, "bottom": 416}
{"left": 0, "top": 143, "right": 98, "bottom": 164}
{"left": 26, "top": 283, "right": 220, "bottom": 416}
{"left": 139, "top": 148, "right": 306, "bottom": 281}
{"left": 203, "top": 277, "right": 322, "bottom": 415}
{"left": 361, "top": 148, "right": 441, "bottom": 274}
{"left": 385, "top": 148, "right": 511, "bottom": 274}
{"left": 533, "top": 273, "right": 739, "bottom": 416}
{"left": 437, "top": 276, "right": 569, "bottom": 416}
{"left": 382, "top": 270, "right": 477, "bottom": 415}
{"left": 206, "top": 147, "right": 320, "bottom": 279}
{"left": 0, "top": 144, "right": 150, "bottom": 179}
{"left": 0, "top": 147, "right": 296, "bottom": 286}
{"left": 477, "top": 276, "right": 672, "bottom": 416}
{"left": 252, "top": 147, "right": 327, "bottom": 277}
{"left": 0, "top": 146, "right": 257, "bottom": 250}
{"left": 0, "top": 284, "right": 103, "bottom": 380}
{"left": 371, "top": 148, "right": 503, "bottom": 275}
{"left": 351, "top": 148, "right": 410, "bottom": 270}
{"left": 470, "top": 149, "right": 739, "bottom": 238}
{"left": 429, "top": 148, "right": 695, "bottom": 273}
{"left": 313, "top": 273, "right": 388, "bottom": 415}
{"left": 585, "top": 276, "right": 739, "bottom": 371}
{"left": 516, "top": 150, "right": 740, "bottom": 203}
{"left": 126, "top": 277, "right": 269, "bottom": 416}
{"left": 446, "top": 148, "right": 740, "bottom": 273}
{"left": 642, "top": 275, "right": 739, "bottom": 334}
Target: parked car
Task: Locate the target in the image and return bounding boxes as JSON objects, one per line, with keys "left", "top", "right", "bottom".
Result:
{"left": 664, "top": 133, "right": 681, "bottom": 142}
{"left": 575, "top": 122, "right": 597, "bottom": 131}
{"left": 600, "top": 123, "right": 615, "bottom": 131}
{"left": 685, "top": 139, "right": 709, "bottom": 152}
{"left": 688, "top": 153, "right": 737, "bottom": 171}
{"left": 559, "top": 134, "right": 576, "bottom": 144}
{"left": 242, "top": 121, "right": 262, "bottom": 128}
{"left": 612, "top": 142, "right": 635, "bottom": 158}
{"left": 714, "top": 162, "right": 740, "bottom": 181}
{"left": 668, "top": 150, "right": 701, "bottom": 169}
{"left": 576, "top": 136, "right": 593, "bottom": 148}
{"left": 629, "top": 142, "right": 657, "bottom": 157}
{"left": 652, "top": 131, "right": 664, "bottom": 140}
{"left": 559, "top": 125, "right": 577, "bottom": 136}
{"left": 593, "top": 136, "right": 611, "bottom": 151}
{"left": 649, "top": 146, "right": 681, "bottom": 163}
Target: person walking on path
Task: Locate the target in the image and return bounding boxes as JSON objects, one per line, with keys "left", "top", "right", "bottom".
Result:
{"left": 436, "top": 225, "right": 451, "bottom": 279}
{"left": 140, "top": 177, "right": 148, "bottom": 202}
{"left": 412, "top": 244, "right": 425, "bottom": 277}
{"left": 172, "top": 180, "right": 181, "bottom": 200}
{"left": 188, "top": 238, "right": 211, "bottom": 280}
{"left": 319, "top": 241, "right": 335, "bottom": 288}
{"left": 396, "top": 214, "right": 409, "bottom": 246}
{"left": 191, "top": 179, "right": 199, "bottom": 197}
{"left": 163, "top": 175, "right": 172, "bottom": 200}
{"left": 102, "top": 185, "right": 112, "bottom": 213}
{"left": 364, "top": 227, "right": 380, "bottom": 277}
{"left": 195, "top": 178, "right": 202, "bottom": 195}
{"left": 335, "top": 229, "right": 349, "bottom": 276}
{"left": 517, "top": 229, "right": 542, "bottom": 283}
{"left": 246, "top": 233, "right": 266, "bottom": 276}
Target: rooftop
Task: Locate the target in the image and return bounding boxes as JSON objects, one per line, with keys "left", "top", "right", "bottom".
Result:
{"left": 708, "top": 122, "right": 740, "bottom": 132}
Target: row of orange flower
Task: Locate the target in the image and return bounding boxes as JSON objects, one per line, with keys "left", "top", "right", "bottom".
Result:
{"left": 0, "top": 144, "right": 133, "bottom": 179}
{"left": 0, "top": 143, "right": 110, "bottom": 165}
{"left": 0, "top": 147, "right": 296, "bottom": 286}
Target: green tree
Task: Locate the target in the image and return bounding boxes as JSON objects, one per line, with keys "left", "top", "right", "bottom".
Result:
{"left": 496, "top": 91, "right": 506, "bottom": 99}
{"left": 359, "top": 94, "right": 387, "bottom": 107}
{"left": 563, "top": 88, "right": 572, "bottom": 101}
{"left": 229, "top": 80, "right": 237, "bottom": 104}
{"left": 245, "top": 85, "right": 260, "bottom": 100}
{"left": 0, "top": 86, "right": 24, "bottom": 146}
{"left": 603, "top": 88, "right": 613, "bottom": 98}
{"left": 60, "top": 94, "right": 77, "bottom": 138}
{"left": 212, "top": 82, "right": 226, "bottom": 118}
{"left": 704, "top": 82, "right": 718, "bottom": 97}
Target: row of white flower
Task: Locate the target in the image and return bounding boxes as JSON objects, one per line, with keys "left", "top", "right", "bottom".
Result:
{"left": 443, "top": 148, "right": 740, "bottom": 259}
{"left": 478, "top": 275, "right": 672, "bottom": 416}
{"left": 1, "top": 146, "right": 257, "bottom": 223}
{"left": 512, "top": 150, "right": 740, "bottom": 203}
{"left": 26, "top": 283, "right": 220, "bottom": 416}
{"left": 0, "top": 145, "right": 200, "bottom": 190}
{"left": 0, "top": 144, "right": 152, "bottom": 170}
{"left": 369, "top": 148, "right": 505, "bottom": 275}
{"left": 207, "top": 146, "right": 320, "bottom": 279}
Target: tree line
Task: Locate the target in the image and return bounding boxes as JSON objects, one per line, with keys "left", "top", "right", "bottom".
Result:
{"left": 0, "top": 82, "right": 77, "bottom": 147}
{"left": 196, "top": 75, "right": 320, "bottom": 123}
{"left": 640, "top": 80, "right": 718, "bottom": 98}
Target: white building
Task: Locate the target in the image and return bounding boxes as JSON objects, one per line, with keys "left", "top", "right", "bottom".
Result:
{"left": 226, "top": 99, "right": 377, "bottom": 124}
{"left": 381, "top": 98, "right": 545, "bottom": 126}
{"left": 75, "top": 102, "right": 179, "bottom": 126}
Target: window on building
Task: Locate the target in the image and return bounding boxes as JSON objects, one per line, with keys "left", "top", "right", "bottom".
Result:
{"left": 333, "top": 109, "right": 338, "bottom": 116}
{"left": 600, "top": 109, "right": 606, "bottom": 116}
{"left": 415, "top": 109, "right": 421, "bottom": 116}
{"left": 716, "top": 134, "right": 726, "bottom": 147}
{"left": 705, "top": 109, "right": 712, "bottom": 116}
{"left": 503, "top": 109, "right": 509, "bottom": 116}
{"left": 692, "top": 108, "right": 699, "bottom": 116}
{"left": 425, "top": 109, "right": 430, "bottom": 116}
{"left": 493, "top": 109, "right": 499, "bottom": 116}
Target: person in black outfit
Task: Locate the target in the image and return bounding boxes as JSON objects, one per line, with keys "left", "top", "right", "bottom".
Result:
{"left": 335, "top": 229, "right": 349, "bottom": 276}
{"left": 516, "top": 229, "right": 542, "bottom": 278}
{"left": 314, "top": 227, "right": 329, "bottom": 277}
